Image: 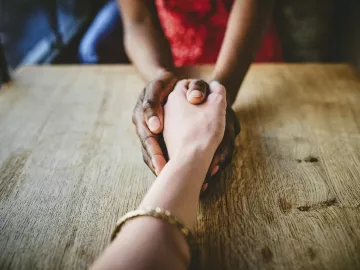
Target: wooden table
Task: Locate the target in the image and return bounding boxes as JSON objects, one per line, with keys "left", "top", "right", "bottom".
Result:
{"left": 1, "top": 65, "right": 360, "bottom": 269}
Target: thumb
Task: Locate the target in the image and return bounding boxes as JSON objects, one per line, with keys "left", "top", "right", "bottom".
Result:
{"left": 143, "top": 86, "right": 163, "bottom": 134}
{"left": 186, "top": 79, "right": 208, "bottom": 104}
{"left": 143, "top": 74, "right": 178, "bottom": 133}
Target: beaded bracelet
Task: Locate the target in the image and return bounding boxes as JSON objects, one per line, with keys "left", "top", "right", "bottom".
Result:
{"left": 111, "top": 207, "right": 199, "bottom": 268}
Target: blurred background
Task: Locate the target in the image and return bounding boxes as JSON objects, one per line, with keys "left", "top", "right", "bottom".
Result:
{"left": 0, "top": 0, "right": 359, "bottom": 71}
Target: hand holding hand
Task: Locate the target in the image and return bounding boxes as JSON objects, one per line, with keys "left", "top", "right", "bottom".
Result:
{"left": 132, "top": 71, "right": 177, "bottom": 175}
{"left": 163, "top": 80, "right": 227, "bottom": 163}
{"left": 132, "top": 71, "right": 209, "bottom": 175}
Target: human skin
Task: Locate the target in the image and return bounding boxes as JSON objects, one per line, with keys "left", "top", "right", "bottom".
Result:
{"left": 118, "top": 0, "right": 272, "bottom": 181}
{"left": 91, "top": 81, "right": 226, "bottom": 270}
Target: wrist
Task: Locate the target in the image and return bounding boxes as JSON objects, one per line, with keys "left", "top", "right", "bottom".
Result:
{"left": 171, "top": 143, "right": 215, "bottom": 169}
{"left": 164, "top": 146, "right": 212, "bottom": 188}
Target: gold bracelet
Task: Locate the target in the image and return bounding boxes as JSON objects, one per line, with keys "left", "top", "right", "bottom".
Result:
{"left": 111, "top": 207, "right": 199, "bottom": 268}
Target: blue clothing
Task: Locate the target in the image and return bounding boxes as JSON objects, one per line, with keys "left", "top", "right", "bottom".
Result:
{"left": 79, "top": 1, "right": 128, "bottom": 63}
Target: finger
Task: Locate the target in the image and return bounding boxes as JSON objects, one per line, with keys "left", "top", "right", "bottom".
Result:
{"left": 209, "top": 126, "right": 236, "bottom": 173}
{"left": 201, "top": 171, "right": 221, "bottom": 197}
{"left": 227, "top": 105, "right": 241, "bottom": 135}
{"left": 135, "top": 108, "right": 167, "bottom": 174}
{"left": 141, "top": 145, "right": 156, "bottom": 175}
{"left": 209, "top": 154, "right": 221, "bottom": 174}
{"left": 132, "top": 88, "right": 145, "bottom": 125}
{"left": 133, "top": 89, "right": 168, "bottom": 174}
{"left": 211, "top": 165, "right": 220, "bottom": 176}
{"left": 143, "top": 76, "right": 177, "bottom": 134}
{"left": 200, "top": 174, "right": 211, "bottom": 197}
{"left": 186, "top": 79, "right": 208, "bottom": 104}
{"left": 209, "top": 80, "right": 226, "bottom": 97}
{"left": 176, "top": 79, "right": 190, "bottom": 92}
{"left": 210, "top": 148, "right": 230, "bottom": 175}
{"left": 141, "top": 133, "right": 167, "bottom": 175}
{"left": 220, "top": 148, "right": 234, "bottom": 169}
{"left": 168, "top": 79, "right": 189, "bottom": 97}
{"left": 143, "top": 80, "right": 163, "bottom": 134}
{"left": 218, "top": 134, "right": 236, "bottom": 169}
{"left": 201, "top": 183, "right": 209, "bottom": 193}
{"left": 207, "top": 81, "right": 227, "bottom": 109}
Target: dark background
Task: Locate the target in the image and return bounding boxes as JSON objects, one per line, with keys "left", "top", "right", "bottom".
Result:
{"left": 0, "top": 0, "right": 106, "bottom": 68}
{"left": 0, "top": 0, "right": 359, "bottom": 71}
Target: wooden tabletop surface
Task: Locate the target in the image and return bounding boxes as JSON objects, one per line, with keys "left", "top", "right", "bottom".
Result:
{"left": 1, "top": 64, "right": 360, "bottom": 269}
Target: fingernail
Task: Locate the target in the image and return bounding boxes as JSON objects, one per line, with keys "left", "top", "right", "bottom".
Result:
{"left": 211, "top": 165, "right": 219, "bottom": 176}
{"left": 148, "top": 116, "right": 160, "bottom": 132}
{"left": 189, "top": 90, "right": 203, "bottom": 99}
{"left": 201, "top": 183, "right": 208, "bottom": 192}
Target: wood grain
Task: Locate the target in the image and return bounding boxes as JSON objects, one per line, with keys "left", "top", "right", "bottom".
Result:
{"left": 1, "top": 64, "right": 360, "bottom": 269}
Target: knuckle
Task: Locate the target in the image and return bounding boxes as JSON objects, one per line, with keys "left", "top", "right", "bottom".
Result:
{"left": 132, "top": 104, "right": 142, "bottom": 124}
{"left": 142, "top": 98, "right": 156, "bottom": 112}
{"left": 132, "top": 108, "right": 139, "bottom": 124}
{"left": 131, "top": 112, "right": 137, "bottom": 125}
{"left": 179, "top": 79, "right": 189, "bottom": 84}
{"left": 214, "top": 82, "right": 226, "bottom": 94}
{"left": 133, "top": 92, "right": 146, "bottom": 124}
{"left": 139, "top": 88, "right": 146, "bottom": 102}
{"left": 140, "top": 134, "right": 158, "bottom": 149}
{"left": 219, "top": 84, "right": 226, "bottom": 94}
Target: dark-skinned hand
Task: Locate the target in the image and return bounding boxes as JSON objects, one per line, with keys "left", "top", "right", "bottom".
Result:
{"left": 132, "top": 71, "right": 178, "bottom": 175}
{"left": 132, "top": 73, "right": 240, "bottom": 191}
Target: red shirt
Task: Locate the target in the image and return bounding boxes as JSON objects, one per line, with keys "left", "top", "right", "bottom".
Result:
{"left": 155, "top": 0, "right": 282, "bottom": 66}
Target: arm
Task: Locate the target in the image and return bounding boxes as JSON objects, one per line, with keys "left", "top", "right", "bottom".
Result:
{"left": 91, "top": 151, "right": 208, "bottom": 270}
{"left": 117, "top": 0, "right": 174, "bottom": 81}
{"left": 212, "top": 0, "right": 275, "bottom": 104}
{"left": 119, "top": 0, "right": 175, "bottom": 174}
{"left": 91, "top": 81, "right": 226, "bottom": 270}
{"left": 204, "top": 1, "right": 273, "bottom": 175}
{"left": 119, "top": 1, "right": 208, "bottom": 175}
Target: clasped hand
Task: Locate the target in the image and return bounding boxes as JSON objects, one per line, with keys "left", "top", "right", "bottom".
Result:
{"left": 132, "top": 72, "right": 240, "bottom": 188}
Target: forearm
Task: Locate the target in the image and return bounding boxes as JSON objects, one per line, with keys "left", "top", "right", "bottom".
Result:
{"left": 118, "top": 1, "right": 175, "bottom": 81}
{"left": 140, "top": 146, "right": 212, "bottom": 228}
{"left": 92, "top": 146, "right": 212, "bottom": 270}
{"left": 212, "top": 0, "right": 274, "bottom": 104}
